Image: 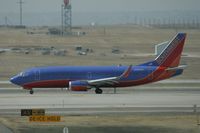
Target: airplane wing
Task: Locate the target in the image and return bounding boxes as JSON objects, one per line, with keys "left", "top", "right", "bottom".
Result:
{"left": 87, "top": 65, "right": 132, "bottom": 87}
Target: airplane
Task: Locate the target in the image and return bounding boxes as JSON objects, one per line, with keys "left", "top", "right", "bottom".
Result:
{"left": 10, "top": 33, "right": 187, "bottom": 94}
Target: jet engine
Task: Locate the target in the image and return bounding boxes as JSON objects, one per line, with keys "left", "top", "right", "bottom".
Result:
{"left": 69, "top": 81, "right": 90, "bottom": 91}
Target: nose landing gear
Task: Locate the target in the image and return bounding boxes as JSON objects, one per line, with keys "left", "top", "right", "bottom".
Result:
{"left": 23, "top": 87, "right": 34, "bottom": 95}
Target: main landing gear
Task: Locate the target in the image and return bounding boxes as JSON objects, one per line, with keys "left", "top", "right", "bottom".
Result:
{"left": 95, "top": 88, "right": 103, "bottom": 94}
{"left": 30, "top": 89, "right": 34, "bottom": 95}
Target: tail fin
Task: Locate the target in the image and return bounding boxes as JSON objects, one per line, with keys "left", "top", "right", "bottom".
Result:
{"left": 155, "top": 33, "right": 187, "bottom": 67}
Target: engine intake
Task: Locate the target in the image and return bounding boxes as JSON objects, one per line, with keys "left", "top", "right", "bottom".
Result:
{"left": 69, "top": 81, "right": 90, "bottom": 91}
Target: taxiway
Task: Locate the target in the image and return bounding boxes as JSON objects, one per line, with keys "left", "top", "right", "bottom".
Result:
{"left": 0, "top": 86, "right": 199, "bottom": 115}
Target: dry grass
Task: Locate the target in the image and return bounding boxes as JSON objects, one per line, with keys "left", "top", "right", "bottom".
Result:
{"left": 0, "top": 26, "right": 200, "bottom": 80}
{"left": 0, "top": 114, "right": 200, "bottom": 133}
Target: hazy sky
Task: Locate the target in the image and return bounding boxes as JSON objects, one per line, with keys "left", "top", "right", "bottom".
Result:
{"left": 1, "top": 0, "right": 199, "bottom": 26}
{"left": 0, "top": 0, "right": 200, "bottom": 13}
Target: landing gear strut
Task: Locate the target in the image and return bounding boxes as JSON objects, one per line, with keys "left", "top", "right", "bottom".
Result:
{"left": 30, "top": 89, "right": 34, "bottom": 95}
{"left": 95, "top": 88, "right": 103, "bottom": 94}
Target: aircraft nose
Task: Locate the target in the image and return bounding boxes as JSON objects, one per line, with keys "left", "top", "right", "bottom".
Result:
{"left": 10, "top": 76, "right": 21, "bottom": 85}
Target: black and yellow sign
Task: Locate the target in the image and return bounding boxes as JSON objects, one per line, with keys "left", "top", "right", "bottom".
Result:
{"left": 21, "top": 109, "right": 45, "bottom": 116}
{"left": 29, "top": 116, "right": 61, "bottom": 122}
{"left": 21, "top": 109, "right": 32, "bottom": 116}
{"left": 32, "top": 109, "right": 45, "bottom": 116}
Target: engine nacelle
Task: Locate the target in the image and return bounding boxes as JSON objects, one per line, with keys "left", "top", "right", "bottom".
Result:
{"left": 69, "top": 81, "right": 90, "bottom": 91}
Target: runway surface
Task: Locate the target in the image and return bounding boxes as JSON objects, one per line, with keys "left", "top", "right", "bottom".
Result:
{"left": 0, "top": 86, "right": 200, "bottom": 115}
{"left": 0, "top": 124, "right": 12, "bottom": 133}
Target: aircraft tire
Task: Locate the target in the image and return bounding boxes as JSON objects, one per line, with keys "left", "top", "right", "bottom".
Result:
{"left": 95, "top": 88, "right": 103, "bottom": 94}
{"left": 30, "top": 90, "right": 34, "bottom": 95}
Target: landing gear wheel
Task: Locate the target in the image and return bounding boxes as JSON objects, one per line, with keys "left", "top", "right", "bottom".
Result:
{"left": 30, "top": 90, "right": 34, "bottom": 95}
{"left": 95, "top": 88, "right": 103, "bottom": 94}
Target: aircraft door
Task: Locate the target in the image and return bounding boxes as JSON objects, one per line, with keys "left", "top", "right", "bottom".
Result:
{"left": 35, "top": 70, "right": 40, "bottom": 81}
{"left": 87, "top": 72, "right": 92, "bottom": 80}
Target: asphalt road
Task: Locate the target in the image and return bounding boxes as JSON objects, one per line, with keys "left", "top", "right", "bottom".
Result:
{"left": 0, "top": 86, "right": 200, "bottom": 115}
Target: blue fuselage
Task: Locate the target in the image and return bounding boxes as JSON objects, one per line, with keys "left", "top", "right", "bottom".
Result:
{"left": 10, "top": 65, "right": 160, "bottom": 89}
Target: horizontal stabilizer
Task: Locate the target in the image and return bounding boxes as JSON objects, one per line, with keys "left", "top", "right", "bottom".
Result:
{"left": 166, "top": 65, "right": 187, "bottom": 71}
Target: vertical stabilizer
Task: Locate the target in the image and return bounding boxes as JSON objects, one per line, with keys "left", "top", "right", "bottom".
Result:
{"left": 155, "top": 33, "right": 187, "bottom": 67}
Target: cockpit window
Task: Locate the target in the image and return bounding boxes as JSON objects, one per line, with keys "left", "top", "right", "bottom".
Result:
{"left": 19, "top": 72, "right": 28, "bottom": 77}
{"left": 19, "top": 72, "right": 23, "bottom": 77}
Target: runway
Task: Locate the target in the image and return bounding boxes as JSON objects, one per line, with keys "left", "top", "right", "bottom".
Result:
{"left": 0, "top": 86, "right": 200, "bottom": 115}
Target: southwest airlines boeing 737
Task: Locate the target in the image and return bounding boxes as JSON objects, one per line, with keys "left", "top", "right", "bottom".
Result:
{"left": 10, "top": 33, "right": 187, "bottom": 94}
